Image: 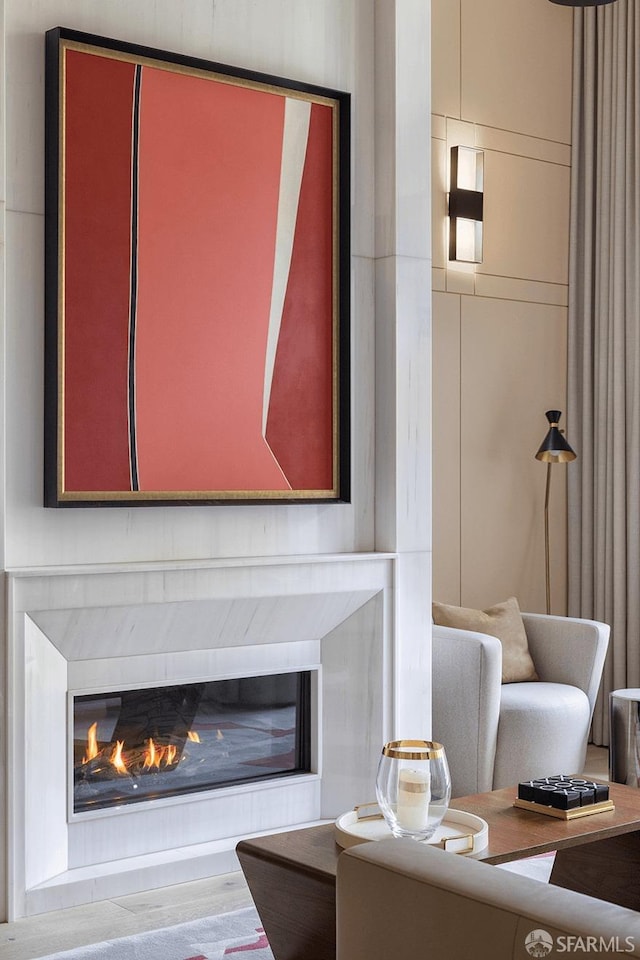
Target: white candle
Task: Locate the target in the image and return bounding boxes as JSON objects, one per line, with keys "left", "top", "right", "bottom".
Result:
{"left": 397, "top": 767, "right": 430, "bottom": 830}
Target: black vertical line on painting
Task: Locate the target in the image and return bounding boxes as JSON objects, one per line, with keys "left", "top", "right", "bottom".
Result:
{"left": 128, "top": 64, "right": 142, "bottom": 492}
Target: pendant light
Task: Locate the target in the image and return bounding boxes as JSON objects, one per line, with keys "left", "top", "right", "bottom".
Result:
{"left": 549, "top": 0, "right": 617, "bottom": 6}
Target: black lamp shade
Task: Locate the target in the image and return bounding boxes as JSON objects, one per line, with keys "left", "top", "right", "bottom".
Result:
{"left": 549, "top": 0, "right": 617, "bottom": 5}
{"left": 535, "top": 410, "right": 577, "bottom": 463}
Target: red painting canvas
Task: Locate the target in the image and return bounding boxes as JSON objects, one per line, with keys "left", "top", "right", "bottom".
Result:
{"left": 45, "top": 29, "right": 350, "bottom": 505}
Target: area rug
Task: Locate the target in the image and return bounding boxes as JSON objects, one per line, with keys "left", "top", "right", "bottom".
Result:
{"left": 38, "top": 906, "right": 273, "bottom": 960}
{"left": 496, "top": 850, "right": 556, "bottom": 883}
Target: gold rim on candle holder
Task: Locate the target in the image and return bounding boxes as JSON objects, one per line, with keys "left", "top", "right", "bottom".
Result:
{"left": 381, "top": 739, "right": 445, "bottom": 760}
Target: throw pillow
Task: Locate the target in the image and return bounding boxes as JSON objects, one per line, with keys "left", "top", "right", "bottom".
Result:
{"left": 432, "top": 596, "right": 538, "bottom": 684}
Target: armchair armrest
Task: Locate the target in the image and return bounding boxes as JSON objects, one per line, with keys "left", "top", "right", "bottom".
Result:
{"left": 336, "top": 839, "right": 640, "bottom": 960}
{"left": 522, "top": 613, "right": 610, "bottom": 718}
{"left": 432, "top": 625, "right": 502, "bottom": 797}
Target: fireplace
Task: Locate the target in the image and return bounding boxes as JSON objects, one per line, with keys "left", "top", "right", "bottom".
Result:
{"left": 6, "top": 554, "right": 431, "bottom": 920}
{"left": 72, "top": 672, "right": 311, "bottom": 813}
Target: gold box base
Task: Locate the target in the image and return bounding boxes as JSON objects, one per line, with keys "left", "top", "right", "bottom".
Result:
{"left": 513, "top": 797, "right": 615, "bottom": 820}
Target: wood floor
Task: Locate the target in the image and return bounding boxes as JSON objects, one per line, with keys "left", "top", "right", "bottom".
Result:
{"left": 0, "top": 872, "right": 255, "bottom": 960}
{"left": 0, "top": 745, "right": 609, "bottom": 960}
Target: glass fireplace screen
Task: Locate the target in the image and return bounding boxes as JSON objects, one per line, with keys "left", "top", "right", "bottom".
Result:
{"left": 73, "top": 671, "right": 311, "bottom": 813}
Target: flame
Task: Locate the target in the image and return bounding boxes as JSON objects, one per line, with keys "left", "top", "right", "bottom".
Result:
{"left": 187, "top": 731, "right": 201, "bottom": 743}
{"left": 143, "top": 739, "right": 177, "bottom": 768}
{"left": 82, "top": 722, "right": 99, "bottom": 764}
{"left": 110, "top": 740, "right": 127, "bottom": 774}
{"left": 216, "top": 729, "right": 224, "bottom": 741}
{"left": 144, "top": 738, "right": 160, "bottom": 768}
{"left": 83, "top": 733, "right": 181, "bottom": 776}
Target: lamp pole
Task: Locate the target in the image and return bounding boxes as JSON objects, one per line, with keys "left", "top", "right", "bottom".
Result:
{"left": 543, "top": 462, "right": 552, "bottom": 616}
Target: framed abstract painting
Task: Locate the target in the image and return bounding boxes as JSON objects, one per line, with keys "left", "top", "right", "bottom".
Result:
{"left": 44, "top": 27, "right": 350, "bottom": 506}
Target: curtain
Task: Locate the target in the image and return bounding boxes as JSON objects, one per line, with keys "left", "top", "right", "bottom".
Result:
{"left": 567, "top": 0, "right": 640, "bottom": 745}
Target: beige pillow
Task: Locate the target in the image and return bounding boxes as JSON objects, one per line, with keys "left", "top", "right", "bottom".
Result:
{"left": 432, "top": 597, "right": 538, "bottom": 684}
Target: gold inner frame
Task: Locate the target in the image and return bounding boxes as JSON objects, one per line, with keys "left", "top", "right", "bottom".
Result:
{"left": 56, "top": 38, "right": 344, "bottom": 502}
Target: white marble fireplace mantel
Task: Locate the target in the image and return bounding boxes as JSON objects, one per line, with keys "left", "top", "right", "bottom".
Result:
{"left": 5, "top": 552, "right": 428, "bottom": 919}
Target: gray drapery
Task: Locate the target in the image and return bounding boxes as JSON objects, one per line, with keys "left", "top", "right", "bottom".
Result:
{"left": 567, "top": 0, "right": 640, "bottom": 745}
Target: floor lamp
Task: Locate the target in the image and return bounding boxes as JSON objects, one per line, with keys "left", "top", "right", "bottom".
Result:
{"left": 535, "top": 410, "right": 576, "bottom": 615}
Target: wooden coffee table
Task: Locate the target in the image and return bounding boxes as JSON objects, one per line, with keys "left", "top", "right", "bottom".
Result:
{"left": 236, "top": 781, "right": 640, "bottom": 960}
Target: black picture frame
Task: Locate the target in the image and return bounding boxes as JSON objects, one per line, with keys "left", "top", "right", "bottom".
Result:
{"left": 44, "top": 27, "right": 350, "bottom": 507}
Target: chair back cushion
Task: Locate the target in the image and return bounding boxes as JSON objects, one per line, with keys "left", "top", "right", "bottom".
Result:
{"left": 433, "top": 597, "right": 538, "bottom": 683}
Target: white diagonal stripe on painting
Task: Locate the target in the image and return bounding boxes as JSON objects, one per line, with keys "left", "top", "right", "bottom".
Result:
{"left": 262, "top": 97, "right": 311, "bottom": 436}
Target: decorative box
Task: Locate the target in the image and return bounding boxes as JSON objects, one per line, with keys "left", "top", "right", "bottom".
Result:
{"left": 514, "top": 776, "right": 614, "bottom": 820}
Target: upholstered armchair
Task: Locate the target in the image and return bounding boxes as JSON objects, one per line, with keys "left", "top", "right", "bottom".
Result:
{"left": 337, "top": 839, "right": 640, "bottom": 960}
{"left": 432, "top": 612, "right": 610, "bottom": 797}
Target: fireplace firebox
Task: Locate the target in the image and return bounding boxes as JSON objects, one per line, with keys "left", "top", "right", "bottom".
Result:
{"left": 72, "top": 671, "right": 311, "bottom": 813}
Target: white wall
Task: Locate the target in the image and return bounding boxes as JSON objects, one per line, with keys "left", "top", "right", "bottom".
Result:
{"left": 4, "top": 0, "right": 377, "bottom": 568}
{"left": 0, "top": 0, "right": 433, "bottom": 920}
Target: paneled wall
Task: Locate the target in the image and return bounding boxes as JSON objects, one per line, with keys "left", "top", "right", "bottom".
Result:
{"left": 431, "top": 0, "right": 574, "bottom": 613}
{"left": 0, "top": 0, "right": 433, "bottom": 921}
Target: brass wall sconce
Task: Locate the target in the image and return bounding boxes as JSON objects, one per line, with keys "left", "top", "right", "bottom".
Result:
{"left": 535, "top": 410, "right": 576, "bottom": 615}
{"left": 448, "top": 146, "right": 484, "bottom": 263}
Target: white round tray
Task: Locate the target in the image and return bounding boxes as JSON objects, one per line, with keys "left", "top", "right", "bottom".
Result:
{"left": 335, "top": 805, "right": 489, "bottom": 856}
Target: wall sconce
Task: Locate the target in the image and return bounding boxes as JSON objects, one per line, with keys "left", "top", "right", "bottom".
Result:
{"left": 448, "top": 146, "right": 484, "bottom": 263}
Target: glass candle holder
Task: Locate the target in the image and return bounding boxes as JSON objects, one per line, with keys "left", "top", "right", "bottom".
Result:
{"left": 375, "top": 740, "right": 451, "bottom": 841}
